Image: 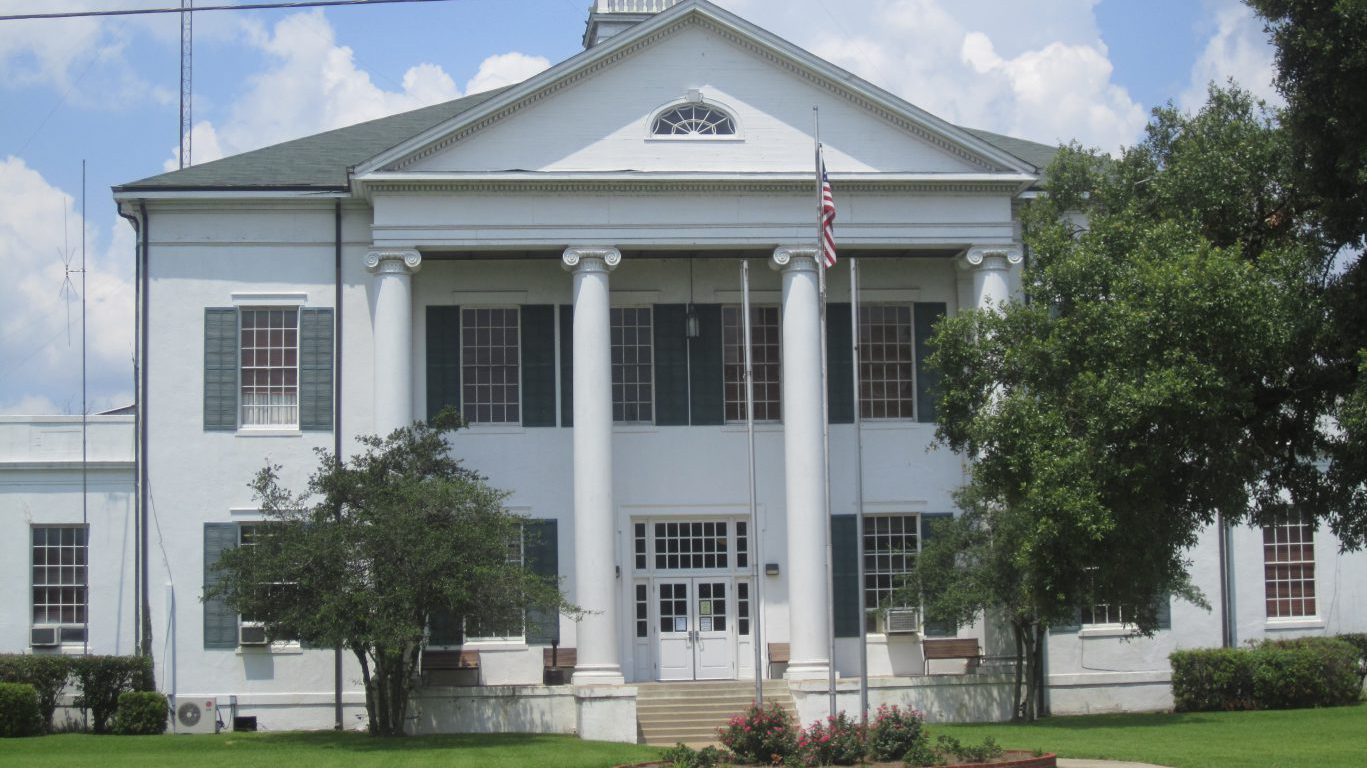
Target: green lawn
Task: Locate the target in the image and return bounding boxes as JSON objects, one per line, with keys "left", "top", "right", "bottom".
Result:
{"left": 0, "top": 732, "right": 663, "bottom": 768}
{"left": 934, "top": 704, "right": 1367, "bottom": 768}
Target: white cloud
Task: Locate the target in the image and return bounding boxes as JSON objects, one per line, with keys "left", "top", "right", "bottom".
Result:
{"left": 715, "top": 0, "right": 1146, "bottom": 153}
{"left": 464, "top": 52, "right": 551, "bottom": 95}
{"left": 0, "top": 157, "right": 135, "bottom": 415}
{"left": 1181, "top": 0, "right": 1280, "bottom": 111}
{"left": 0, "top": 0, "right": 172, "bottom": 109}
{"left": 163, "top": 121, "right": 226, "bottom": 172}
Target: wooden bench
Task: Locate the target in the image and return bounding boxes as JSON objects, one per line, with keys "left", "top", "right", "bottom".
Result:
{"left": 421, "top": 649, "right": 481, "bottom": 685}
{"left": 921, "top": 637, "right": 982, "bottom": 675}
{"left": 542, "top": 646, "right": 576, "bottom": 684}
{"left": 767, "top": 642, "right": 790, "bottom": 678}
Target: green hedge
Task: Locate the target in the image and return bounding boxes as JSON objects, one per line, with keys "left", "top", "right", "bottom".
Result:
{"left": 113, "top": 691, "right": 168, "bottom": 735}
{"left": 1172, "top": 637, "right": 1361, "bottom": 711}
{"left": 0, "top": 655, "right": 75, "bottom": 733}
{"left": 0, "top": 683, "right": 43, "bottom": 738}
{"left": 73, "top": 656, "right": 155, "bottom": 734}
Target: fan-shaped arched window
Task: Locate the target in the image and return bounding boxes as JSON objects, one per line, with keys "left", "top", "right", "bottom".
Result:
{"left": 651, "top": 104, "right": 737, "bottom": 136}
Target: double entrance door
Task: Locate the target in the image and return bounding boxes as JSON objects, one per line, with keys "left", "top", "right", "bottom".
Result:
{"left": 655, "top": 577, "right": 734, "bottom": 681}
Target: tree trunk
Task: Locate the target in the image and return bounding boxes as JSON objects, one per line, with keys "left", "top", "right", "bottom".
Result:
{"left": 1011, "top": 619, "right": 1026, "bottom": 721}
{"left": 1033, "top": 623, "right": 1047, "bottom": 718}
{"left": 1021, "top": 627, "right": 1038, "bottom": 722}
{"left": 356, "top": 648, "right": 377, "bottom": 735}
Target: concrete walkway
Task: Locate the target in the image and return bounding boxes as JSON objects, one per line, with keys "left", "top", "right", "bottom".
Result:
{"left": 1055, "top": 754, "right": 1175, "bottom": 759}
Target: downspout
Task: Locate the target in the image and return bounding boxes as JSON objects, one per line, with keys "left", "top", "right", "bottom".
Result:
{"left": 138, "top": 201, "right": 152, "bottom": 660}
{"left": 333, "top": 198, "right": 345, "bottom": 730}
{"left": 1218, "top": 514, "right": 1235, "bottom": 648}
{"left": 116, "top": 203, "right": 143, "bottom": 657}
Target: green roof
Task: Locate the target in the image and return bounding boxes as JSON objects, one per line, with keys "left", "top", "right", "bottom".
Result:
{"left": 115, "top": 87, "right": 513, "bottom": 191}
{"left": 116, "top": 88, "right": 1058, "bottom": 192}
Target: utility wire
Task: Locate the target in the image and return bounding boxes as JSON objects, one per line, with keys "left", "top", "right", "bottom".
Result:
{"left": 0, "top": 0, "right": 455, "bottom": 22}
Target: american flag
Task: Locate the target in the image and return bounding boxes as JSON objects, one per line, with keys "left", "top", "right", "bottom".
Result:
{"left": 819, "top": 151, "right": 837, "bottom": 268}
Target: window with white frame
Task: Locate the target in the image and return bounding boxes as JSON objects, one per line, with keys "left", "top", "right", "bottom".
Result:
{"left": 612, "top": 307, "right": 654, "bottom": 423}
{"left": 722, "top": 305, "right": 781, "bottom": 422}
{"left": 651, "top": 104, "right": 736, "bottom": 136}
{"left": 862, "top": 514, "right": 918, "bottom": 632}
{"left": 240, "top": 308, "right": 299, "bottom": 427}
{"left": 32, "top": 526, "right": 87, "bottom": 643}
{"left": 1264, "top": 512, "right": 1317, "bottom": 619}
{"left": 464, "top": 532, "right": 526, "bottom": 641}
{"left": 461, "top": 308, "right": 520, "bottom": 424}
{"left": 859, "top": 305, "right": 916, "bottom": 419}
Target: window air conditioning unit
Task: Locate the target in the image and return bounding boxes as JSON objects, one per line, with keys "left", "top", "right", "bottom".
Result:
{"left": 882, "top": 608, "right": 921, "bottom": 635}
{"left": 175, "top": 699, "right": 221, "bottom": 734}
{"left": 30, "top": 626, "right": 60, "bottom": 647}
{"left": 238, "top": 623, "right": 269, "bottom": 646}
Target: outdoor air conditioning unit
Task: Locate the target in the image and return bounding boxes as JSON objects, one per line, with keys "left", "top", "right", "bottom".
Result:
{"left": 238, "top": 623, "right": 269, "bottom": 646}
{"left": 882, "top": 608, "right": 922, "bottom": 635}
{"left": 174, "top": 698, "right": 221, "bottom": 734}
{"left": 30, "top": 626, "right": 60, "bottom": 647}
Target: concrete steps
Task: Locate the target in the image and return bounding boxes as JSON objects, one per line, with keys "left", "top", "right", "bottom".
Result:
{"left": 636, "top": 680, "right": 797, "bottom": 746}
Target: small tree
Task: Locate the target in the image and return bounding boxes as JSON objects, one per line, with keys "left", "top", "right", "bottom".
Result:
{"left": 207, "top": 410, "right": 575, "bottom": 736}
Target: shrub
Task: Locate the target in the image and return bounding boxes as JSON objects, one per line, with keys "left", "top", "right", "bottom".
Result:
{"left": 0, "top": 655, "right": 75, "bottom": 733}
{"left": 660, "top": 742, "right": 725, "bottom": 768}
{"left": 1250, "top": 637, "right": 1360, "bottom": 709}
{"left": 718, "top": 701, "right": 799, "bottom": 765}
{"left": 0, "top": 683, "right": 43, "bottom": 738}
{"left": 1170, "top": 648, "right": 1257, "bottom": 711}
{"left": 934, "top": 734, "right": 1003, "bottom": 764}
{"left": 73, "top": 656, "right": 154, "bottom": 734}
{"left": 868, "top": 704, "right": 926, "bottom": 761}
{"left": 1336, "top": 633, "right": 1367, "bottom": 690}
{"left": 1171, "top": 638, "right": 1360, "bottom": 712}
{"left": 798, "top": 711, "right": 865, "bottom": 766}
{"left": 113, "top": 691, "right": 168, "bottom": 735}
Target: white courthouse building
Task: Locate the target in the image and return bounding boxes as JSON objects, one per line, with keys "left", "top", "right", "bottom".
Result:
{"left": 9, "top": 0, "right": 1365, "bottom": 742}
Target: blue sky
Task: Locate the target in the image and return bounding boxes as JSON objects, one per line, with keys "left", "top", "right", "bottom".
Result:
{"left": 0, "top": 0, "right": 1279, "bottom": 415}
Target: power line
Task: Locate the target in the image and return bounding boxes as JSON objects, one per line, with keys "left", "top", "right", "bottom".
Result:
{"left": 0, "top": 0, "right": 455, "bottom": 23}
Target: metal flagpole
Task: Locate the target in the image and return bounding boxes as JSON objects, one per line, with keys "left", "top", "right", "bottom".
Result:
{"left": 852, "top": 258, "right": 868, "bottom": 726}
{"left": 814, "top": 106, "right": 837, "bottom": 717}
{"left": 742, "top": 259, "right": 764, "bottom": 705}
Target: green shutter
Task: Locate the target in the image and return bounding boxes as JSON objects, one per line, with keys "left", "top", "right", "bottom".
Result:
{"left": 654, "top": 305, "right": 690, "bottom": 426}
{"left": 559, "top": 305, "right": 574, "bottom": 428}
{"left": 524, "top": 520, "right": 560, "bottom": 645}
{"left": 204, "top": 523, "right": 239, "bottom": 649}
{"left": 914, "top": 303, "right": 946, "bottom": 423}
{"left": 827, "top": 303, "right": 853, "bottom": 424}
{"left": 831, "top": 515, "right": 861, "bottom": 638}
{"left": 689, "top": 304, "right": 724, "bottom": 425}
{"left": 299, "top": 308, "right": 334, "bottom": 431}
{"left": 204, "top": 308, "right": 238, "bottom": 431}
{"left": 426, "top": 306, "right": 460, "bottom": 422}
{"left": 1155, "top": 595, "right": 1172, "bottom": 630}
{"left": 521, "top": 305, "right": 557, "bottom": 427}
{"left": 919, "top": 513, "right": 957, "bottom": 637}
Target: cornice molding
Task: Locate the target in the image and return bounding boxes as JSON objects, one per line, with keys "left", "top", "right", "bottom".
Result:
{"left": 360, "top": 179, "right": 1024, "bottom": 197}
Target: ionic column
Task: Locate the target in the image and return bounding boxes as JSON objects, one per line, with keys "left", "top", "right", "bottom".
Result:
{"left": 770, "top": 246, "right": 831, "bottom": 681}
{"left": 959, "top": 246, "right": 1022, "bottom": 311}
{"left": 563, "top": 246, "right": 625, "bottom": 686}
{"left": 365, "top": 248, "right": 422, "bottom": 436}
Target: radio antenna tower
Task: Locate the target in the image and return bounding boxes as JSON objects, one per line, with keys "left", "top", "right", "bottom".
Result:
{"left": 180, "top": 0, "right": 193, "bottom": 168}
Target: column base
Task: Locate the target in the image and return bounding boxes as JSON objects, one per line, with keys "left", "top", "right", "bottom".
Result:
{"left": 783, "top": 660, "right": 832, "bottom": 681}
{"left": 574, "top": 683, "right": 637, "bottom": 743}
{"left": 571, "top": 665, "right": 626, "bottom": 686}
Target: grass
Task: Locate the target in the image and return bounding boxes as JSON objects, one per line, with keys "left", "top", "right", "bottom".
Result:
{"left": 4, "top": 705, "right": 1363, "bottom": 768}
{"left": 933, "top": 703, "right": 1367, "bottom": 768}
{"left": 0, "top": 731, "right": 664, "bottom": 768}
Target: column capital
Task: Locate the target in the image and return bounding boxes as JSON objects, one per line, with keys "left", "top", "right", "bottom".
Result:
{"left": 365, "top": 249, "right": 422, "bottom": 275}
{"left": 562, "top": 247, "right": 622, "bottom": 273}
{"left": 770, "top": 246, "right": 820, "bottom": 273}
{"left": 958, "top": 245, "right": 1023, "bottom": 271}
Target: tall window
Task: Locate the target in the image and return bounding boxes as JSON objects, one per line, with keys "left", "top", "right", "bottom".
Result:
{"left": 862, "top": 515, "right": 917, "bottom": 632}
{"left": 240, "top": 308, "right": 299, "bottom": 427}
{"left": 612, "top": 307, "right": 654, "bottom": 423}
{"left": 461, "top": 308, "right": 520, "bottom": 424}
{"left": 32, "top": 526, "right": 87, "bottom": 643}
{"left": 1264, "top": 513, "right": 1317, "bottom": 618}
{"left": 722, "top": 305, "right": 781, "bottom": 422}
{"left": 859, "top": 305, "right": 916, "bottom": 419}
{"left": 466, "top": 533, "right": 526, "bottom": 641}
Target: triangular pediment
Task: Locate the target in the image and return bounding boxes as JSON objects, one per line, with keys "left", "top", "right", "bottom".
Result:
{"left": 354, "top": 1, "right": 1037, "bottom": 181}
